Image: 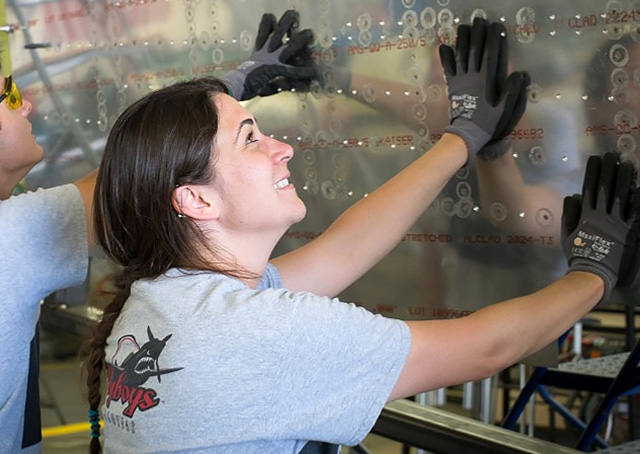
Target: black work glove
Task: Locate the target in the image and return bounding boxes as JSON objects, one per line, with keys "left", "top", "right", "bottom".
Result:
{"left": 562, "top": 152, "right": 638, "bottom": 300}
{"left": 477, "top": 72, "right": 529, "bottom": 161}
{"left": 615, "top": 187, "right": 640, "bottom": 291}
{"left": 476, "top": 28, "right": 531, "bottom": 161}
{"left": 439, "top": 18, "right": 527, "bottom": 161}
{"left": 223, "top": 10, "right": 316, "bottom": 101}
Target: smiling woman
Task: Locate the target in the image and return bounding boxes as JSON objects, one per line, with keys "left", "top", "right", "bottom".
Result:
{"left": 0, "top": 9, "right": 320, "bottom": 454}
{"left": 194, "top": 93, "right": 307, "bottom": 256}
{"left": 86, "top": 77, "right": 409, "bottom": 454}
{"left": 82, "top": 16, "right": 639, "bottom": 454}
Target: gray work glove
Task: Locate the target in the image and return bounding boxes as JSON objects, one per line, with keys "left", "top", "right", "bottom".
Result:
{"left": 223, "top": 10, "right": 316, "bottom": 101}
{"left": 439, "top": 18, "right": 527, "bottom": 161}
{"left": 616, "top": 188, "right": 640, "bottom": 293}
{"left": 562, "top": 152, "right": 638, "bottom": 300}
{"left": 476, "top": 28, "right": 530, "bottom": 161}
{"left": 476, "top": 72, "right": 529, "bottom": 161}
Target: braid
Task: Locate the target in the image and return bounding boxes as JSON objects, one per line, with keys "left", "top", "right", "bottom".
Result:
{"left": 82, "top": 277, "right": 132, "bottom": 454}
{"left": 81, "top": 78, "right": 237, "bottom": 451}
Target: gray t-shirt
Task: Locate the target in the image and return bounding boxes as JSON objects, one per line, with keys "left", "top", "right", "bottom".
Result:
{"left": 0, "top": 185, "right": 88, "bottom": 454}
{"left": 102, "top": 265, "right": 411, "bottom": 453}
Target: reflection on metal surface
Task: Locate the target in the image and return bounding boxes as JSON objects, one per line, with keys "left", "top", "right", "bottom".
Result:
{"left": 456, "top": 198, "right": 474, "bottom": 219}
{"left": 7, "top": 0, "right": 640, "bottom": 368}
{"left": 361, "top": 83, "right": 376, "bottom": 103}
{"left": 614, "top": 109, "right": 638, "bottom": 129}
{"left": 402, "top": 10, "right": 419, "bottom": 28}
{"left": 402, "top": 0, "right": 416, "bottom": 10}
{"left": 612, "top": 86, "right": 630, "bottom": 104}
{"left": 471, "top": 9, "right": 488, "bottom": 21}
{"left": 441, "top": 197, "right": 456, "bottom": 217}
{"left": 420, "top": 7, "right": 437, "bottom": 29}
{"left": 622, "top": 150, "right": 640, "bottom": 168}
{"left": 611, "top": 68, "right": 629, "bottom": 87}
{"left": 320, "top": 179, "right": 336, "bottom": 200}
{"left": 423, "top": 27, "right": 437, "bottom": 45}
{"left": 456, "top": 182, "right": 472, "bottom": 199}
{"left": 357, "top": 12, "right": 372, "bottom": 31}
{"left": 303, "top": 179, "right": 319, "bottom": 195}
{"left": 527, "top": 83, "right": 542, "bottom": 103}
{"left": 490, "top": 203, "right": 508, "bottom": 222}
{"left": 610, "top": 43, "right": 629, "bottom": 67}
{"left": 617, "top": 134, "right": 636, "bottom": 153}
{"left": 528, "top": 146, "right": 547, "bottom": 166}
{"left": 535, "top": 208, "right": 554, "bottom": 229}
{"left": 412, "top": 103, "right": 427, "bottom": 121}
{"left": 438, "top": 9, "right": 454, "bottom": 28}
{"left": 358, "top": 29, "right": 372, "bottom": 46}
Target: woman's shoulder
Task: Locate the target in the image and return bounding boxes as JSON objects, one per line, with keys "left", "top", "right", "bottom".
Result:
{"left": 0, "top": 184, "right": 80, "bottom": 213}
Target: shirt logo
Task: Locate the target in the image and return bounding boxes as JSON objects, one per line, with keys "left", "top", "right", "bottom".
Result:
{"left": 106, "top": 326, "right": 183, "bottom": 418}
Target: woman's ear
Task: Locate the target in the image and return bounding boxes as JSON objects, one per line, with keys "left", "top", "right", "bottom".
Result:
{"left": 172, "top": 185, "right": 220, "bottom": 220}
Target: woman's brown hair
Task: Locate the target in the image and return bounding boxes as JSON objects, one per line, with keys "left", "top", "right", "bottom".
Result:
{"left": 82, "top": 77, "right": 239, "bottom": 453}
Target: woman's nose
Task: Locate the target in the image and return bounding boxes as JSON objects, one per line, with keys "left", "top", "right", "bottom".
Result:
{"left": 268, "top": 136, "right": 294, "bottom": 163}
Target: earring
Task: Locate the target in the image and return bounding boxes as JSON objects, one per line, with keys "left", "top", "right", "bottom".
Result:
{"left": 175, "top": 184, "right": 185, "bottom": 218}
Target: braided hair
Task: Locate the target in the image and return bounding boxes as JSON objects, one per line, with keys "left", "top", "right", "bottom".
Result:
{"left": 81, "top": 78, "right": 249, "bottom": 452}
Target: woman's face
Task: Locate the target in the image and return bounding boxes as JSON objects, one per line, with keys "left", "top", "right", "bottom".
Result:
{"left": 209, "top": 93, "right": 307, "bottom": 235}
{"left": 0, "top": 75, "right": 42, "bottom": 196}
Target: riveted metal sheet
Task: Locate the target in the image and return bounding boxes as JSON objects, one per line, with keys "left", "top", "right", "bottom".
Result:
{"left": 6, "top": 0, "right": 640, "bottom": 367}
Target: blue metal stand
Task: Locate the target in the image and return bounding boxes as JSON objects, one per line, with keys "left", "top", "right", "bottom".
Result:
{"left": 501, "top": 329, "right": 640, "bottom": 451}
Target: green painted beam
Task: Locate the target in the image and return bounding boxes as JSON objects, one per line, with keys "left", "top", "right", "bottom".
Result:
{"left": 0, "top": 0, "right": 11, "bottom": 75}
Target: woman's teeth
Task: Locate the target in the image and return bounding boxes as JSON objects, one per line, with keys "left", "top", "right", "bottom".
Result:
{"left": 274, "top": 178, "right": 289, "bottom": 189}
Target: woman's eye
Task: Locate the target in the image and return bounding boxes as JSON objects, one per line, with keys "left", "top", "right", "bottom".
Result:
{"left": 246, "top": 133, "right": 258, "bottom": 145}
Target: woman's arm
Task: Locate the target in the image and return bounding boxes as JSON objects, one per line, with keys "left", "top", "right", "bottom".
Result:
{"left": 73, "top": 169, "right": 97, "bottom": 247}
{"left": 273, "top": 133, "right": 467, "bottom": 296}
{"left": 389, "top": 271, "right": 603, "bottom": 400}
{"left": 391, "top": 151, "right": 637, "bottom": 399}
{"left": 274, "top": 19, "right": 523, "bottom": 296}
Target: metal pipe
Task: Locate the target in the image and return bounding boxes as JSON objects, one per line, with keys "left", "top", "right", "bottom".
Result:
{"left": 372, "top": 399, "right": 581, "bottom": 454}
